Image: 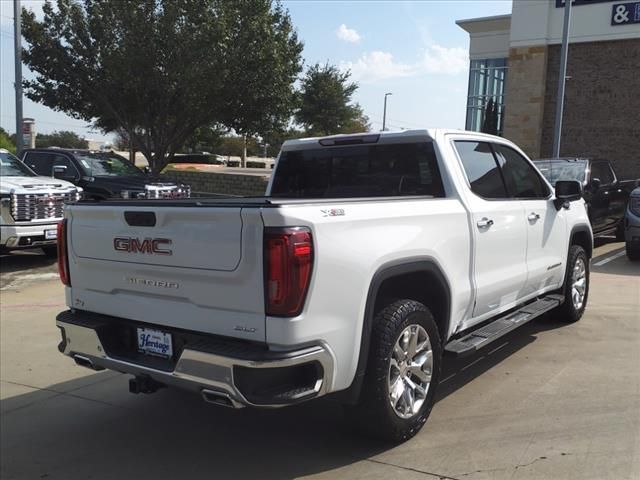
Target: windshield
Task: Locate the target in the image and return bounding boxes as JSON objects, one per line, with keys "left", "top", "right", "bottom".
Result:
{"left": 271, "top": 142, "right": 445, "bottom": 199}
{"left": 534, "top": 162, "right": 586, "bottom": 184}
{"left": 74, "top": 152, "right": 144, "bottom": 177}
{"left": 0, "top": 151, "right": 37, "bottom": 177}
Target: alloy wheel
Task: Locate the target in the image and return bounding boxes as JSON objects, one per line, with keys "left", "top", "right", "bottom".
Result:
{"left": 388, "top": 324, "right": 433, "bottom": 419}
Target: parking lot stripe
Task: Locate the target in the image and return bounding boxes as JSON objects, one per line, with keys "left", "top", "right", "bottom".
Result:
{"left": 593, "top": 250, "right": 626, "bottom": 267}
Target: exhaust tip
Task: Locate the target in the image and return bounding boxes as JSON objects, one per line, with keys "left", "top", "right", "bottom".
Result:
{"left": 73, "top": 354, "right": 104, "bottom": 371}
{"left": 201, "top": 389, "right": 239, "bottom": 408}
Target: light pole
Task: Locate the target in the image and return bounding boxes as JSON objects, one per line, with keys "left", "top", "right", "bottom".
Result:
{"left": 382, "top": 92, "right": 392, "bottom": 131}
{"left": 552, "top": 0, "right": 572, "bottom": 157}
{"left": 14, "top": 0, "right": 24, "bottom": 156}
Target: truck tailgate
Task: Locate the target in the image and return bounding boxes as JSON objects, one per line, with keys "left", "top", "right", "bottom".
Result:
{"left": 66, "top": 205, "right": 266, "bottom": 341}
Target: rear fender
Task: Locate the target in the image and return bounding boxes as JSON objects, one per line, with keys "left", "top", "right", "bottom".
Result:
{"left": 335, "top": 258, "right": 451, "bottom": 404}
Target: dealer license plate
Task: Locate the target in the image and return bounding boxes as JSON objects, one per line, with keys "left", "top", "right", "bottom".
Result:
{"left": 45, "top": 229, "right": 57, "bottom": 240}
{"left": 137, "top": 327, "right": 173, "bottom": 358}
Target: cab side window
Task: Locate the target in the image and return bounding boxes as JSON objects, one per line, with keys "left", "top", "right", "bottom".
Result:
{"left": 53, "top": 155, "right": 80, "bottom": 179}
{"left": 454, "top": 141, "right": 508, "bottom": 199}
{"left": 493, "top": 145, "right": 550, "bottom": 199}
{"left": 590, "top": 161, "right": 614, "bottom": 185}
{"left": 23, "top": 152, "right": 55, "bottom": 176}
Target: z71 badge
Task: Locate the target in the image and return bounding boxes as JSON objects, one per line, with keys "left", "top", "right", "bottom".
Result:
{"left": 320, "top": 208, "right": 345, "bottom": 217}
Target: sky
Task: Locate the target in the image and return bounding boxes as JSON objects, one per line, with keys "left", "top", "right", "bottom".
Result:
{"left": 0, "top": 0, "right": 512, "bottom": 143}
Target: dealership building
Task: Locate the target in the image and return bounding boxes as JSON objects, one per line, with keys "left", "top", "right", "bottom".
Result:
{"left": 457, "top": 0, "right": 640, "bottom": 177}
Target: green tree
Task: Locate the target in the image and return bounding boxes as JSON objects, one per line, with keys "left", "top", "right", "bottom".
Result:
{"left": 182, "top": 124, "right": 226, "bottom": 154}
{"left": 0, "top": 127, "right": 16, "bottom": 154}
{"left": 341, "top": 104, "right": 370, "bottom": 134}
{"left": 21, "top": 0, "right": 302, "bottom": 175}
{"left": 262, "top": 127, "right": 303, "bottom": 157}
{"left": 217, "top": 1, "right": 303, "bottom": 166}
{"left": 218, "top": 136, "right": 260, "bottom": 158}
{"left": 36, "top": 130, "right": 88, "bottom": 149}
{"left": 296, "top": 63, "right": 370, "bottom": 136}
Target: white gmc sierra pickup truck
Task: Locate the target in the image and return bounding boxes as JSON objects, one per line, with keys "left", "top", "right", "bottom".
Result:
{"left": 1, "top": 149, "right": 80, "bottom": 255}
{"left": 55, "top": 130, "right": 593, "bottom": 442}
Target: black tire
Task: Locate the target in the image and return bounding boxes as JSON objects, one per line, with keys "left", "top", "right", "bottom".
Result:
{"left": 42, "top": 245, "right": 58, "bottom": 258}
{"left": 553, "top": 245, "right": 589, "bottom": 323}
{"left": 352, "top": 299, "right": 442, "bottom": 443}
{"left": 627, "top": 243, "right": 640, "bottom": 261}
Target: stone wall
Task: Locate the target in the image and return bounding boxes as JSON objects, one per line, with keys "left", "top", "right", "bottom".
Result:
{"left": 165, "top": 170, "right": 270, "bottom": 197}
{"left": 540, "top": 38, "right": 640, "bottom": 179}
{"left": 503, "top": 45, "right": 549, "bottom": 158}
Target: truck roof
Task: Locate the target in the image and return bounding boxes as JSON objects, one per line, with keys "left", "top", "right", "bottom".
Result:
{"left": 281, "top": 129, "right": 504, "bottom": 151}
{"left": 533, "top": 157, "right": 590, "bottom": 163}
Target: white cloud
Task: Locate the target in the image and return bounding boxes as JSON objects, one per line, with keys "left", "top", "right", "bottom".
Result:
{"left": 422, "top": 44, "right": 468, "bottom": 75}
{"left": 340, "top": 44, "right": 468, "bottom": 83}
{"left": 340, "top": 51, "right": 415, "bottom": 82}
{"left": 336, "top": 24, "right": 361, "bottom": 44}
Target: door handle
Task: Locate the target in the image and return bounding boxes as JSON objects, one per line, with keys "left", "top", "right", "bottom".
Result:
{"left": 477, "top": 218, "right": 494, "bottom": 228}
{"left": 527, "top": 213, "right": 541, "bottom": 222}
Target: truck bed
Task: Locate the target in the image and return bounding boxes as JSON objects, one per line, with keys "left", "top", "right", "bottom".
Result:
{"left": 73, "top": 194, "right": 436, "bottom": 208}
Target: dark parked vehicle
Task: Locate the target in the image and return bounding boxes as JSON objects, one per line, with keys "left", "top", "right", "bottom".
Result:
{"left": 625, "top": 187, "right": 640, "bottom": 261}
{"left": 533, "top": 158, "right": 639, "bottom": 238}
{"left": 170, "top": 153, "right": 226, "bottom": 165}
{"left": 20, "top": 149, "right": 190, "bottom": 200}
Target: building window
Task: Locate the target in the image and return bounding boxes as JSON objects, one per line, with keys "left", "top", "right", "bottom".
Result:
{"left": 466, "top": 58, "right": 508, "bottom": 135}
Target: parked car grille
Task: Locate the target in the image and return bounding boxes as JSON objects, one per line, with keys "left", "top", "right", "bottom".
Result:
{"left": 10, "top": 190, "right": 80, "bottom": 222}
{"left": 144, "top": 183, "right": 191, "bottom": 199}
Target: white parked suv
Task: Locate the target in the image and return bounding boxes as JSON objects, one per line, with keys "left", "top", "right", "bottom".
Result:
{"left": 1, "top": 149, "right": 81, "bottom": 256}
{"left": 54, "top": 130, "right": 592, "bottom": 441}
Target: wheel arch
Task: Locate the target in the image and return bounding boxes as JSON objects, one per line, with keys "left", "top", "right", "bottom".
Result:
{"left": 336, "top": 257, "right": 452, "bottom": 404}
{"left": 559, "top": 224, "right": 593, "bottom": 299}
{"left": 569, "top": 224, "right": 593, "bottom": 259}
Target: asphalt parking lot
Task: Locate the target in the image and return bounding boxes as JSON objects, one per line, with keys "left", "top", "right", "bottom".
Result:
{"left": 1, "top": 240, "right": 638, "bottom": 480}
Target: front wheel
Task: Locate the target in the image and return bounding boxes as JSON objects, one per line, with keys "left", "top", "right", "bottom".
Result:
{"left": 352, "top": 299, "right": 442, "bottom": 443}
{"left": 627, "top": 243, "right": 640, "bottom": 261}
{"left": 553, "top": 245, "right": 589, "bottom": 323}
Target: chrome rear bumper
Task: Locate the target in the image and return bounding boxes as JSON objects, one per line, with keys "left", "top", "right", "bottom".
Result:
{"left": 56, "top": 312, "right": 334, "bottom": 409}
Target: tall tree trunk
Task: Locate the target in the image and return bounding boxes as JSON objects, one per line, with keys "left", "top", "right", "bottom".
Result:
{"left": 241, "top": 133, "right": 247, "bottom": 168}
{"left": 151, "top": 148, "right": 167, "bottom": 179}
{"left": 128, "top": 129, "right": 135, "bottom": 165}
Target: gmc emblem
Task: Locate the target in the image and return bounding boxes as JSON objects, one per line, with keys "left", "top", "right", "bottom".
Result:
{"left": 113, "top": 237, "right": 173, "bottom": 255}
{"left": 37, "top": 196, "right": 64, "bottom": 205}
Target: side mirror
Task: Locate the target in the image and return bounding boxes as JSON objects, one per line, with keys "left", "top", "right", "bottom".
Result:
{"left": 143, "top": 166, "right": 151, "bottom": 174}
{"left": 590, "top": 177, "right": 601, "bottom": 191}
{"left": 554, "top": 180, "right": 583, "bottom": 210}
{"left": 52, "top": 165, "right": 67, "bottom": 178}
{"left": 53, "top": 165, "right": 79, "bottom": 182}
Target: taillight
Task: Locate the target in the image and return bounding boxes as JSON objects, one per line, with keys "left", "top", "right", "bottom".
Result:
{"left": 57, "top": 219, "right": 70, "bottom": 286}
{"left": 264, "top": 227, "right": 313, "bottom": 317}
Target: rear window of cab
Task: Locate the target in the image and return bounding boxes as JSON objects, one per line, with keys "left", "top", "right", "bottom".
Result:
{"left": 270, "top": 142, "right": 445, "bottom": 199}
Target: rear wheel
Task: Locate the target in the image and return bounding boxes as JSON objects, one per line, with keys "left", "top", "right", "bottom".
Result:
{"left": 553, "top": 245, "right": 589, "bottom": 323}
{"left": 352, "top": 299, "right": 441, "bottom": 443}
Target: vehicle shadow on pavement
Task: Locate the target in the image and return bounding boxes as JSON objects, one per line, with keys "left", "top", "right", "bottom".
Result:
{"left": 590, "top": 245, "right": 639, "bottom": 277}
{"left": 0, "top": 315, "right": 570, "bottom": 480}
{"left": 0, "top": 250, "right": 57, "bottom": 289}
{"left": 0, "top": 250, "right": 56, "bottom": 275}
{"left": 1, "top": 377, "right": 387, "bottom": 480}
{"left": 437, "top": 313, "right": 566, "bottom": 402}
